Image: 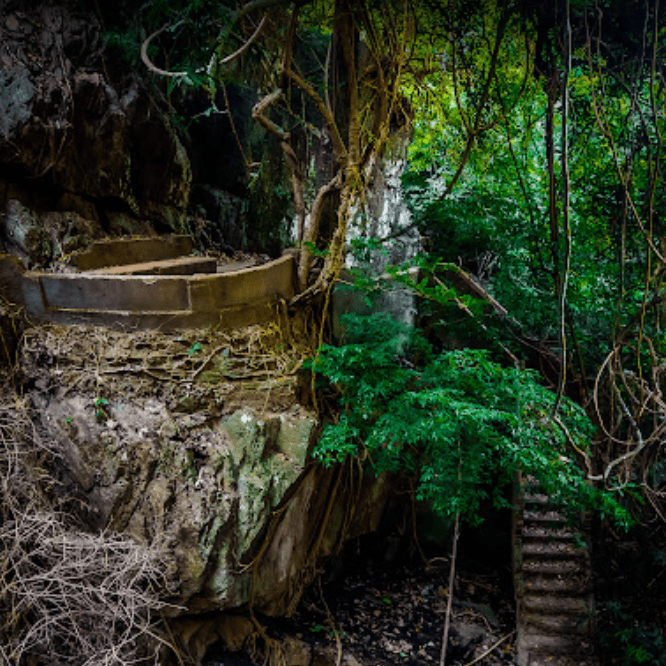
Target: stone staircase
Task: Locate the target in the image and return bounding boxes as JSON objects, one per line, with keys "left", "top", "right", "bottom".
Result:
{"left": 513, "top": 475, "right": 599, "bottom": 666}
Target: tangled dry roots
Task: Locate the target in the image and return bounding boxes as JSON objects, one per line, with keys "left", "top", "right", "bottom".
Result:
{"left": 0, "top": 397, "right": 173, "bottom": 666}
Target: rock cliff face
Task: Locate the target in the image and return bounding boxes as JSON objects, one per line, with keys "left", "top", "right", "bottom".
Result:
{"left": 0, "top": 5, "right": 399, "bottom": 661}
{"left": 0, "top": 2, "right": 191, "bottom": 267}
{"left": 18, "top": 323, "right": 391, "bottom": 659}
{"left": 42, "top": 391, "right": 317, "bottom": 612}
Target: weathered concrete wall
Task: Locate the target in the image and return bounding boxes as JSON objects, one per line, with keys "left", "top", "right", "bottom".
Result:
{"left": 2, "top": 253, "right": 296, "bottom": 331}
{"left": 71, "top": 236, "right": 194, "bottom": 271}
{"left": 29, "top": 273, "right": 191, "bottom": 312}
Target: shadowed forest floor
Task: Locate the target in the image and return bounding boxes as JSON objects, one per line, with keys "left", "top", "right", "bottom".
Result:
{"left": 206, "top": 530, "right": 517, "bottom": 666}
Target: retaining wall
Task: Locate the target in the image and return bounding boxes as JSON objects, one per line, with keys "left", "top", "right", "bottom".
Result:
{"left": 1, "top": 253, "right": 295, "bottom": 331}
{"left": 70, "top": 236, "right": 194, "bottom": 271}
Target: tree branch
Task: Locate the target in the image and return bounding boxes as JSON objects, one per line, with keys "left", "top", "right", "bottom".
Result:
{"left": 297, "top": 171, "right": 343, "bottom": 291}
{"left": 141, "top": 21, "right": 188, "bottom": 78}
{"left": 142, "top": 0, "right": 281, "bottom": 79}
{"left": 282, "top": 68, "right": 348, "bottom": 162}
{"left": 252, "top": 88, "right": 289, "bottom": 140}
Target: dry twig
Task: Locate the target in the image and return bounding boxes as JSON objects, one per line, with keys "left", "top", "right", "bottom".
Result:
{"left": 0, "top": 396, "right": 175, "bottom": 666}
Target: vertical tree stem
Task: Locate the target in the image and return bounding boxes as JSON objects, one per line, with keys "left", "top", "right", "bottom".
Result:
{"left": 439, "top": 512, "right": 460, "bottom": 666}
{"left": 551, "top": 0, "right": 572, "bottom": 419}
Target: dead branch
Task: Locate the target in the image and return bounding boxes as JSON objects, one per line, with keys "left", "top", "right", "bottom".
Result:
{"left": 0, "top": 397, "right": 176, "bottom": 666}
{"left": 439, "top": 513, "right": 459, "bottom": 666}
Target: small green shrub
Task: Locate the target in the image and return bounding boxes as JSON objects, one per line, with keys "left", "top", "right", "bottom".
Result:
{"left": 94, "top": 396, "right": 109, "bottom": 422}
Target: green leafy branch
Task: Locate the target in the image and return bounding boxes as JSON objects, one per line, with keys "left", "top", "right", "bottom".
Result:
{"left": 310, "top": 312, "right": 631, "bottom": 528}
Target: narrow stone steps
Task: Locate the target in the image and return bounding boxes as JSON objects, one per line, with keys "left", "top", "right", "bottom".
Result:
{"left": 520, "top": 630, "right": 597, "bottom": 659}
{"left": 524, "top": 508, "right": 568, "bottom": 523}
{"left": 523, "top": 611, "right": 592, "bottom": 634}
{"left": 523, "top": 572, "right": 591, "bottom": 595}
{"left": 520, "top": 630, "right": 593, "bottom": 652}
{"left": 523, "top": 593, "right": 591, "bottom": 614}
{"left": 521, "top": 540, "right": 587, "bottom": 559}
{"left": 514, "top": 474, "right": 599, "bottom": 666}
{"left": 522, "top": 524, "right": 576, "bottom": 539}
{"left": 521, "top": 558, "right": 586, "bottom": 575}
{"left": 527, "top": 656, "right": 597, "bottom": 666}
{"left": 523, "top": 492, "right": 552, "bottom": 505}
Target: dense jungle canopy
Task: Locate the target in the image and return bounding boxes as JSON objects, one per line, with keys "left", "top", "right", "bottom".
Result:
{"left": 5, "top": 0, "right": 666, "bottom": 663}
{"left": 102, "top": 0, "right": 666, "bottom": 655}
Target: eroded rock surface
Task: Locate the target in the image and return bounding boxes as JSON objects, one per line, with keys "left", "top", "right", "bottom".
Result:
{"left": 19, "top": 323, "right": 390, "bottom": 630}
{"left": 0, "top": 2, "right": 191, "bottom": 267}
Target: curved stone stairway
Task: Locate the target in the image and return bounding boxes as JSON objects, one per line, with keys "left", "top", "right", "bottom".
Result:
{"left": 513, "top": 475, "right": 600, "bottom": 666}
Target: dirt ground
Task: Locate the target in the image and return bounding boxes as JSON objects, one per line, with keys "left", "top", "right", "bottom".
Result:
{"left": 206, "top": 528, "right": 518, "bottom": 666}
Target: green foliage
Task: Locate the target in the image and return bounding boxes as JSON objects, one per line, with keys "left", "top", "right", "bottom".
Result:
{"left": 94, "top": 397, "right": 109, "bottom": 422}
{"left": 599, "top": 601, "right": 666, "bottom": 666}
{"left": 402, "top": 23, "right": 666, "bottom": 370}
{"left": 399, "top": 4, "right": 666, "bottom": 517}
{"left": 188, "top": 341, "right": 203, "bottom": 355}
{"left": 310, "top": 312, "right": 629, "bottom": 527}
{"left": 302, "top": 241, "right": 330, "bottom": 259}
{"left": 99, "top": 0, "right": 237, "bottom": 66}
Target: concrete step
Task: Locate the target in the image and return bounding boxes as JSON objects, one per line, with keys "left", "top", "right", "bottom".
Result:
{"left": 70, "top": 235, "right": 193, "bottom": 270}
{"left": 521, "top": 540, "right": 588, "bottom": 560}
{"left": 524, "top": 572, "right": 591, "bottom": 595}
{"left": 519, "top": 629, "right": 596, "bottom": 655}
{"left": 523, "top": 593, "right": 591, "bottom": 615}
{"left": 523, "top": 611, "right": 592, "bottom": 635}
{"left": 528, "top": 657, "right": 598, "bottom": 666}
{"left": 522, "top": 524, "right": 577, "bottom": 540}
{"left": 89, "top": 255, "right": 216, "bottom": 275}
{"left": 524, "top": 509, "right": 568, "bottom": 524}
{"left": 521, "top": 558, "right": 587, "bottom": 575}
{"left": 523, "top": 492, "right": 553, "bottom": 506}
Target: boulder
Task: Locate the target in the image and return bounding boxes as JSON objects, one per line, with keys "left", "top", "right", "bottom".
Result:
{"left": 21, "top": 324, "right": 391, "bottom": 628}
{"left": 42, "top": 393, "right": 318, "bottom": 611}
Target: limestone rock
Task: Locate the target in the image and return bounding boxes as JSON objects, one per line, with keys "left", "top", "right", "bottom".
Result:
{"left": 0, "top": 3, "right": 191, "bottom": 240}
{"left": 42, "top": 392, "right": 316, "bottom": 612}
{"left": 3, "top": 199, "right": 49, "bottom": 266}
{"left": 1, "top": 199, "right": 99, "bottom": 267}
{"left": 19, "top": 322, "right": 393, "bottom": 659}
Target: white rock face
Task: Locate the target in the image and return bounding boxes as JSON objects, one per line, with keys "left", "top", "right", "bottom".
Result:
{"left": 333, "top": 157, "right": 422, "bottom": 338}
